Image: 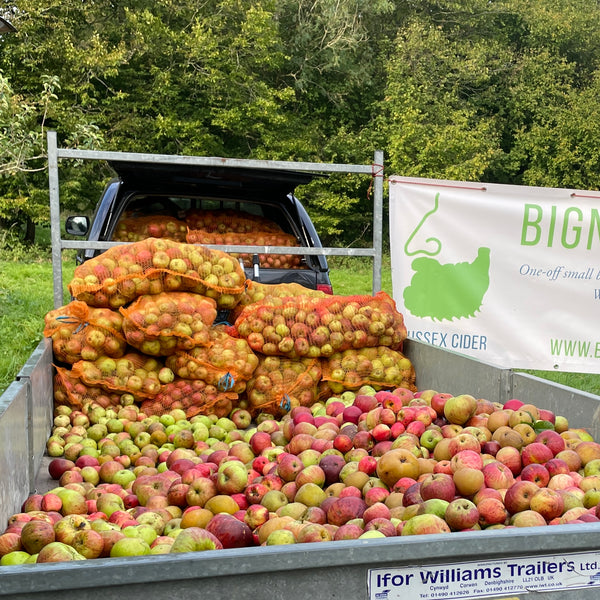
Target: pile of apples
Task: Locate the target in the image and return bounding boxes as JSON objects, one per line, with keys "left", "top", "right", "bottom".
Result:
{"left": 44, "top": 302, "right": 128, "bottom": 364}
{"left": 185, "top": 209, "right": 283, "bottom": 234}
{"left": 68, "top": 238, "right": 246, "bottom": 310}
{"left": 186, "top": 230, "right": 303, "bottom": 270}
{"left": 120, "top": 292, "right": 218, "bottom": 356}
{"left": 140, "top": 379, "right": 237, "bottom": 420}
{"left": 234, "top": 292, "right": 407, "bottom": 359}
{"left": 165, "top": 327, "right": 260, "bottom": 394}
{"left": 245, "top": 356, "right": 322, "bottom": 416}
{"left": 112, "top": 216, "right": 189, "bottom": 243}
{"left": 2, "top": 384, "right": 600, "bottom": 566}
{"left": 71, "top": 353, "right": 174, "bottom": 399}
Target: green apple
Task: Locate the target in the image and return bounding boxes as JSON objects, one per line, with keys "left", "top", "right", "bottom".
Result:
{"left": 110, "top": 537, "right": 152, "bottom": 557}
{"left": 1, "top": 551, "right": 31, "bottom": 566}
{"left": 358, "top": 530, "right": 386, "bottom": 539}
{"left": 122, "top": 524, "right": 158, "bottom": 546}
{"left": 266, "top": 529, "right": 296, "bottom": 545}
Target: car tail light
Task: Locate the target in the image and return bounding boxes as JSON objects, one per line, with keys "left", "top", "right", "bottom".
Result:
{"left": 317, "top": 283, "right": 334, "bottom": 295}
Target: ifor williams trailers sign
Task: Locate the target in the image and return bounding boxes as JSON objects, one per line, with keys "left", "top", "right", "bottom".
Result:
{"left": 389, "top": 176, "right": 600, "bottom": 373}
{"left": 368, "top": 549, "right": 600, "bottom": 599}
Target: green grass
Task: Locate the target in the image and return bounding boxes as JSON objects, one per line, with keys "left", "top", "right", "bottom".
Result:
{"left": 328, "top": 255, "right": 393, "bottom": 297}
{"left": 0, "top": 256, "right": 75, "bottom": 393}
{"left": 0, "top": 247, "right": 599, "bottom": 398}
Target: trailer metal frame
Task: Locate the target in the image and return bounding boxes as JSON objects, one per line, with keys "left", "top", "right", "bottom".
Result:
{"left": 47, "top": 131, "right": 385, "bottom": 308}
{"left": 0, "top": 134, "right": 599, "bottom": 598}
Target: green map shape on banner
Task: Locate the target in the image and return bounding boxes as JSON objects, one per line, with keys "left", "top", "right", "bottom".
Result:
{"left": 403, "top": 247, "right": 491, "bottom": 321}
{"left": 402, "top": 192, "right": 491, "bottom": 321}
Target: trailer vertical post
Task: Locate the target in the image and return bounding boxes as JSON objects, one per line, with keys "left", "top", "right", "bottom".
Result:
{"left": 372, "top": 149, "right": 384, "bottom": 294}
{"left": 47, "top": 130, "right": 64, "bottom": 309}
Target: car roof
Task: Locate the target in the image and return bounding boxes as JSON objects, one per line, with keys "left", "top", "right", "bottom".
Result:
{"left": 108, "top": 161, "right": 323, "bottom": 196}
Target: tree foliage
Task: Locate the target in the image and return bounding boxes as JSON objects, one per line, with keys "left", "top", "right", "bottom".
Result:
{"left": 2, "top": 0, "right": 600, "bottom": 246}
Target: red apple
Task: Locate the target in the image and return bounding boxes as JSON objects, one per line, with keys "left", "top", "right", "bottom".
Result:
{"left": 477, "top": 497, "right": 508, "bottom": 527}
{"left": 534, "top": 430, "right": 565, "bottom": 456}
{"left": 503, "top": 480, "right": 539, "bottom": 514}
{"left": 521, "top": 442, "right": 554, "bottom": 466}
{"left": 48, "top": 458, "right": 76, "bottom": 480}
{"left": 364, "top": 517, "right": 396, "bottom": 537}
{"left": 205, "top": 513, "right": 254, "bottom": 549}
{"left": 482, "top": 461, "right": 514, "bottom": 490}
{"left": 419, "top": 473, "right": 456, "bottom": 503}
{"left": 326, "top": 496, "right": 367, "bottom": 526}
{"left": 520, "top": 463, "right": 550, "bottom": 488}
{"left": 20, "top": 520, "right": 56, "bottom": 554}
{"left": 495, "top": 446, "right": 522, "bottom": 476}
{"left": 333, "top": 522, "right": 364, "bottom": 540}
{"left": 444, "top": 498, "right": 479, "bottom": 530}
{"left": 530, "top": 487, "right": 564, "bottom": 521}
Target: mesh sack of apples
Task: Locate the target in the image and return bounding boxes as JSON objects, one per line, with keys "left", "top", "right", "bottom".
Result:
{"left": 321, "top": 346, "right": 417, "bottom": 394}
{"left": 165, "top": 326, "right": 259, "bottom": 394}
{"left": 245, "top": 355, "right": 322, "bottom": 418}
{"left": 70, "top": 351, "right": 173, "bottom": 399}
{"left": 112, "top": 215, "right": 188, "bottom": 243}
{"left": 230, "top": 280, "right": 327, "bottom": 321}
{"left": 233, "top": 291, "right": 407, "bottom": 359}
{"left": 119, "top": 292, "right": 218, "bottom": 356}
{"left": 44, "top": 301, "right": 128, "bottom": 364}
{"left": 186, "top": 229, "right": 302, "bottom": 269}
{"left": 53, "top": 365, "right": 123, "bottom": 410}
{"left": 140, "top": 378, "right": 237, "bottom": 419}
{"left": 185, "top": 208, "right": 283, "bottom": 233}
{"left": 68, "top": 238, "right": 246, "bottom": 310}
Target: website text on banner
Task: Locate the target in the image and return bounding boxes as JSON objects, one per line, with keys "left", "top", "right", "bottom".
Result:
{"left": 389, "top": 176, "right": 600, "bottom": 373}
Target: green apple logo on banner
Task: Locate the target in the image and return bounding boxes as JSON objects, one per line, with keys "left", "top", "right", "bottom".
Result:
{"left": 402, "top": 193, "right": 491, "bottom": 321}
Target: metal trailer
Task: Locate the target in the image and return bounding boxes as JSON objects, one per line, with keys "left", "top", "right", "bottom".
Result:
{"left": 1, "top": 135, "right": 600, "bottom": 598}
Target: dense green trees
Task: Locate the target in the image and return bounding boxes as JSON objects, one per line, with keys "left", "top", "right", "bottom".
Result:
{"left": 2, "top": 0, "right": 600, "bottom": 245}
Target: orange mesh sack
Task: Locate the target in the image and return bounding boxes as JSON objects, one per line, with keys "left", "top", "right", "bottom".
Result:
{"left": 119, "top": 292, "right": 217, "bottom": 356}
{"left": 112, "top": 215, "right": 188, "bottom": 243}
{"left": 234, "top": 291, "right": 407, "bottom": 358}
{"left": 53, "top": 365, "right": 124, "bottom": 410}
{"left": 165, "top": 326, "right": 259, "bottom": 394}
{"left": 245, "top": 356, "right": 322, "bottom": 418}
{"left": 140, "top": 378, "right": 237, "bottom": 419}
{"left": 186, "top": 229, "right": 302, "bottom": 269}
{"left": 231, "top": 280, "right": 327, "bottom": 321}
{"left": 44, "top": 301, "right": 127, "bottom": 364}
{"left": 321, "top": 347, "right": 417, "bottom": 394}
{"left": 71, "top": 352, "right": 173, "bottom": 398}
{"left": 185, "top": 209, "right": 283, "bottom": 234}
{"left": 68, "top": 238, "right": 246, "bottom": 310}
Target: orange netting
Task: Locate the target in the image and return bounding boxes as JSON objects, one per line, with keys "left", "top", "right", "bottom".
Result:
{"left": 71, "top": 352, "right": 172, "bottom": 398}
{"left": 186, "top": 229, "right": 302, "bottom": 269}
{"left": 119, "top": 292, "right": 217, "bottom": 356}
{"left": 139, "top": 378, "right": 238, "bottom": 419}
{"left": 245, "top": 356, "right": 322, "bottom": 418}
{"left": 233, "top": 291, "right": 407, "bottom": 358}
{"left": 53, "top": 365, "right": 124, "bottom": 410}
{"left": 165, "top": 325, "right": 259, "bottom": 394}
{"left": 44, "top": 301, "right": 127, "bottom": 364}
{"left": 68, "top": 238, "right": 247, "bottom": 310}
{"left": 321, "top": 346, "right": 417, "bottom": 393}
{"left": 185, "top": 209, "right": 283, "bottom": 234}
{"left": 230, "top": 280, "right": 327, "bottom": 321}
{"left": 112, "top": 215, "right": 188, "bottom": 243}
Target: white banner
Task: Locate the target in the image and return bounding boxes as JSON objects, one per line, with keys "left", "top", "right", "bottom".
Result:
{"left": 389, "top": 176, "right": 600, "bottom": 373}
